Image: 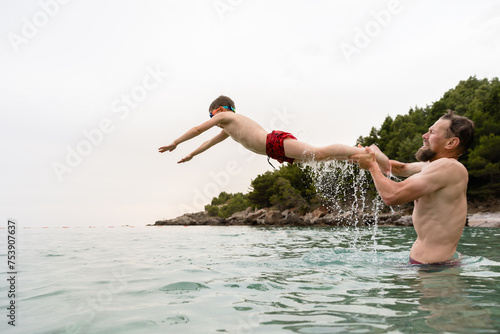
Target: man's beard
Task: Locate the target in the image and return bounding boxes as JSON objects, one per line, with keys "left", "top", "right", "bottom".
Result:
{"left": 415, "top": 146, "right": 436, "bottom": 162}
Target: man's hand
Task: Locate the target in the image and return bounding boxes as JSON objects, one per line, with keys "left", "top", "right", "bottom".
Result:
{"left": 352, "top": 152, "right": 376, "bottom": 170}
{"left": 158, "top": 143, "right": 177, "bottom": 153}
{"left": 369, "top": 144, "right": 391, "bottom": 175}
{"left": 350, "top": 146, "right": 377, "bottom": 170}
{"left": 177, "top": 155, "right": 193, "bottom": 163}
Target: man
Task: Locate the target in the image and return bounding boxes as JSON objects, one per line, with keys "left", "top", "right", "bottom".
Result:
{"left": 353, "top": 111, "right": 474, "bottom": 265}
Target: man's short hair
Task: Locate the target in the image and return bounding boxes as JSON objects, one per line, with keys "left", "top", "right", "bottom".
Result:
{"left": 440, "top": 110, "right": 475, "bottom": 155}
{"left": 209, "top": 95, "right": 235, "bottom": 111}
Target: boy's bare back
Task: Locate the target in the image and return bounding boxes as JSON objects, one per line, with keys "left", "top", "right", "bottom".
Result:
{"left": 212, "top": 112, "right": 268, "bottom": 155}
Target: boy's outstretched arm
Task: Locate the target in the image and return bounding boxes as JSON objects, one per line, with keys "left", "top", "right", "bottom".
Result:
{"left": 177, "top": 130, "right": 229, "bottom": 163}
{"left": 159, "top": 118, "right": 221, "bottom": 153}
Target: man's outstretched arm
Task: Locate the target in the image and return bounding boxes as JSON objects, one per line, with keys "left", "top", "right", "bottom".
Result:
{"left": 361, "top": 144, "right": 427, "bottom": 177}
{"left": 390, "top": 160, "right": 428, "bottom": 177}
{"left": 352, "top": 150, "right": 450, "bottom": 206}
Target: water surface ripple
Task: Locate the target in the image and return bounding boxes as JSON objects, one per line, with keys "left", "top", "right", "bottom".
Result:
{"left": 0, "top": 226, "right": 499, "bottom": 333}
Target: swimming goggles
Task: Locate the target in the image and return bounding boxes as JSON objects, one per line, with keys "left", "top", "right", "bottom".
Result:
{"left": 210, "top": 106, "right": 235, "bottom": 118}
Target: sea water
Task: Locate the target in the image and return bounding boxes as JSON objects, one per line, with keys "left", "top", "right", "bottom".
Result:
{"left": 1, "top": 225, "right": 499, "bottom": 334}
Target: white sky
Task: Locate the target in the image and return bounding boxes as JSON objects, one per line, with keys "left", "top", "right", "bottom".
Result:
{"left": 1, "top": 0, "right": 499, "bottom": 227}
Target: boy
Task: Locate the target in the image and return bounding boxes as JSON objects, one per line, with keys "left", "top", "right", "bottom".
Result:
{"left": 159, "top": 95, "right": 390, "bottom": 171}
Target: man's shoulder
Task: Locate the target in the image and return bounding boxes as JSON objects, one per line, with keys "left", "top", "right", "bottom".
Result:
{"left": 427, "top": 158, "right": 467, "bottom": 177}
{"left": 429, "top": 157, "right": 465, "bottom": 168}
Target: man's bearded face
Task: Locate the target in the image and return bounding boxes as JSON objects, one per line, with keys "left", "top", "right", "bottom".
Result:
{"left": 415, "top": 143, "right": 436, "bottom": 162}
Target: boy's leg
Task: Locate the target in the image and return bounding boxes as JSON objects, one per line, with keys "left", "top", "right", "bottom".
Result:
{"left": 284, "top": 140, "right": 390, "bottom": 173}
{"left": 284, "top": 140, "right": 365, "bottom": 162}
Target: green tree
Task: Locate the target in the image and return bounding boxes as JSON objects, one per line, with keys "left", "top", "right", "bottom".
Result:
{"left": 218, "top": 193, "right": 251, "bottom": 218}
{"left": 205, "top": 192, "right": 251, "bottom": 218}
{"left": 210, "top": 191, "right": 232, "bottom": 206}
{"left": 358, "top": 76, "right": 500, "bottom": 199}
{"left": 248, "top": 163, "right": 317, "bottom": 209}
{"left": 247, "top": 170, "right": 278, "bottom": 208}
{"left": 269, "top": 177, "right": 309, "bottom": 212}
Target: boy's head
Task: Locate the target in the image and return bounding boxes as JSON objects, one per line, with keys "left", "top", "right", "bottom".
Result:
{"left": 209, "top": 95, "right": 235, "bottom": 118}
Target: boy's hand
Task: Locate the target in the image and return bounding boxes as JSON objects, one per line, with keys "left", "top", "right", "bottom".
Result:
{"left": 158, "top": 143, "right": 177, "bottom": 153}
{"left": 178, "top": 155, "right": 193, "bottom": 163}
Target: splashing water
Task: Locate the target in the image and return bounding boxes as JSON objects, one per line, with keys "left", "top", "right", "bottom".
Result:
{"left": 305, "top": 161, "right": 368, "bottom": 218}
{"left": 302, "top": 160, "right": 385, "bottom": 254}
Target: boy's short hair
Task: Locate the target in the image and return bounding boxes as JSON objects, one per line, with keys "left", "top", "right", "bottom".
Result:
{"left": 209, "top": 95, "right": 235, "bottom": 111}
{"left": 440, "top": 110, "right": 475, "bottom": 155}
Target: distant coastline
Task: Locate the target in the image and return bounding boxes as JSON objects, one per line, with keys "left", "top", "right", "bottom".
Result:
{"left": 153, "top": 201, "right": 500, "bottom": 227}
{"left": 467, "top": 199, "right": 500, "bottom": 227}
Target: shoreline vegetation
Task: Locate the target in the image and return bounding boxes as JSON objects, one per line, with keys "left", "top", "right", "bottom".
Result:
{"left": 153, "top": 201, "right": 500, "bottom": 228}
{"left": 155, "top": 77, "right": 500, "bottom": 228}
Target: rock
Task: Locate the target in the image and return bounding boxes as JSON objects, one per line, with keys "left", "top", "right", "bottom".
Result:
{"left": 154, "top": 208, "right": 413, "bottom": 227}
{"left": 322, "top": 213, "right": 348, "bottom": 226}
{"left": 246, "top": 209, "right": 267, "bottom": 221}
{"left": 155, "top": 211, "right": 224, "bottom": 226}
{"left": 311, "top": 206, "right": 330, "bottom": 218}
{"left": 302, "top": 212, "right": 314, "bottom": 221}
{"left": 475, "top": 221, "right": 500, "bottom": 227}
{"left": 228, "top": 210, "right": 249, "bottom": 220}
{"left": 265, "top": 210, "right": 282, "bottom": 225}
{"left": 376, "top": 213, "right": 402, "bottom": 225}
{"left": 393, "top": 215, "right": 413, "bottom": 226}
{"left": 283, "top": 211, "right": 303, "bottom": 225}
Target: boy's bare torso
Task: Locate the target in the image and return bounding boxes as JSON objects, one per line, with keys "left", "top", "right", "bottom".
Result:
{"left": 215, "top": 113, "right": 269, "bottom": 155}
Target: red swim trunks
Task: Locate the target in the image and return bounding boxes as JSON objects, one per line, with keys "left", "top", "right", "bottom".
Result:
{"left": 266, "top": 130, "right": 297, "bottom": 164}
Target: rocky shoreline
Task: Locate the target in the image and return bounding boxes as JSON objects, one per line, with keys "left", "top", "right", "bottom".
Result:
{"left": 153, "top": 206, "right": 500, "bottom": 227}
